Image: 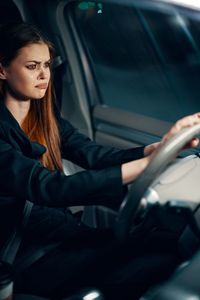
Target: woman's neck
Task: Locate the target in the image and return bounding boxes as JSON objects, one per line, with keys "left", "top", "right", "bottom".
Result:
{"left": 5, "top": 95, "right": 30, "bottom": 126}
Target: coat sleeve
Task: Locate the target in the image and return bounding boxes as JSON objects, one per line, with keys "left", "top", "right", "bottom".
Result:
{"left": 57, "top": 115, "right": 145, "bottom": 170}
{"left": 0, "top": 139, "right": 125, "bottom": 208}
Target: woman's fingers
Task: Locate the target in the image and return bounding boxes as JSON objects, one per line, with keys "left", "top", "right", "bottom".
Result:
{"left": 185, "top": 137, "right": 200, "bottom": 149}
{"left": 161, "top": 113, "right": 200, "bottom": 146}
{"left": 144, "top": 142, "right": 160, "bottom": 156}
{"left": 145, "top": 113, "right": 200, "bottom": 161}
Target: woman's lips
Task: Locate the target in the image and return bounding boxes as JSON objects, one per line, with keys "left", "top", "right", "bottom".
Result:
{"left": 35, "top": 83, "right": 48, "bottom": 89}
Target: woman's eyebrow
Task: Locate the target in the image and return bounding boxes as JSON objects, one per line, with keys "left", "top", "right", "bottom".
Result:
{"left": 26, "top": 59, "right": 51, "bottom": 63}
{"left": 26, "top": 60, "right": 40, "bottom": 64}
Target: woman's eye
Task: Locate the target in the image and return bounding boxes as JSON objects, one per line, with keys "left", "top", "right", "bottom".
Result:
{"left": 26, "top": 64, "right": 36, "bottom": 70}
{"left": 44, "top": 62, "right": 51, "bottom": 68}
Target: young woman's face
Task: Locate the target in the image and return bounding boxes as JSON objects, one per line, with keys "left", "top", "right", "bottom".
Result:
{"left": 3, "top": 43, "right": 51, "bottom": 100}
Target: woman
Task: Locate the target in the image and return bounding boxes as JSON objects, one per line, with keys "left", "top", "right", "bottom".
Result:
{"left": 0, "top": 22, "right": 199, "bottom": 300}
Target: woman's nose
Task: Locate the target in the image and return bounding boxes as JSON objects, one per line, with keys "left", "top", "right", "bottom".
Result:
{"left": 38, "top": 67, "right": 49, "bottom": 79}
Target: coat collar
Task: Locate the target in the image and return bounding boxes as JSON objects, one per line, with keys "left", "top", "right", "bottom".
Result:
{"left": 0, "top": 98, "right": 46, "bottom": 158}
{"left": 0, "top": 98, "right": 22, "bottom": 130}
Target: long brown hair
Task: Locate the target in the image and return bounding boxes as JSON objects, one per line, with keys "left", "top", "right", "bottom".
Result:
{"left": 0, "top": 22, "right": 63, "bottom": 171}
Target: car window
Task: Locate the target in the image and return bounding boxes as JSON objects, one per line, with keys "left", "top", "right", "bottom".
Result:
{"left": 71, "top": 1, "right": 200, "bottom": 123}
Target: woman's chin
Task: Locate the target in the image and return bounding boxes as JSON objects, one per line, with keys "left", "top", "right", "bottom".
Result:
{"left": 33, "top": 92, "right": 47, "bottom": 100}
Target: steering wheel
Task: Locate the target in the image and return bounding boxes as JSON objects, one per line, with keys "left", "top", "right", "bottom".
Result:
{"left": 115, "top": 123, "right": 200, "bottom": 241}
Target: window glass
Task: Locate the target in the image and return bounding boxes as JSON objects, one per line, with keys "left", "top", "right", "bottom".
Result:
{"left": 71, "top": 2, "right": 200, "bottom": 122}
{"left": 143, "top": 9, "right": 197, "bottom": 65}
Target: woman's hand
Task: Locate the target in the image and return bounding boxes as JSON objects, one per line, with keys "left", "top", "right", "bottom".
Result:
{"left": 144, "top": 142, "right": 160, "bottom": 157}
{"left": 144, "top": 113, "right": 200, "bottom": 157}
{"left": 122, "top": 113, "right": 200, "bottom": 185}
{"left": 161, "top": 113, "right": 200, "bottom": 149}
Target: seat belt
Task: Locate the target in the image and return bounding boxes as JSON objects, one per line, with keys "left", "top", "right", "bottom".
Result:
{"left": 1, "top": 200, "right": 63, "bottom": 273}
{"left": 0, "top": 200, "right": 33, "bottom": 264}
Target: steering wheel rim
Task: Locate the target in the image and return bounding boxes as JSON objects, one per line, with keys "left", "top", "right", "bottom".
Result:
{"left": 115, "top": 123, "right": 200, "bottom": 241}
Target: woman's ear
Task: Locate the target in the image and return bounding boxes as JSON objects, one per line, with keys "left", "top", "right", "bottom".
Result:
{"left": 0, "top": 63, "right": 7, "bottom": 80}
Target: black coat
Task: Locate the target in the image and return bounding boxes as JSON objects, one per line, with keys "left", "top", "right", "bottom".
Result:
{"left": 0, "top": 99, "right": 144, "bottom": 247}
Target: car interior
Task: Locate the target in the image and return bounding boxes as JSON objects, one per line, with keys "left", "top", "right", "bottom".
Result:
{"left": 1, "top": 0, "right": 200, "bottom": 299}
